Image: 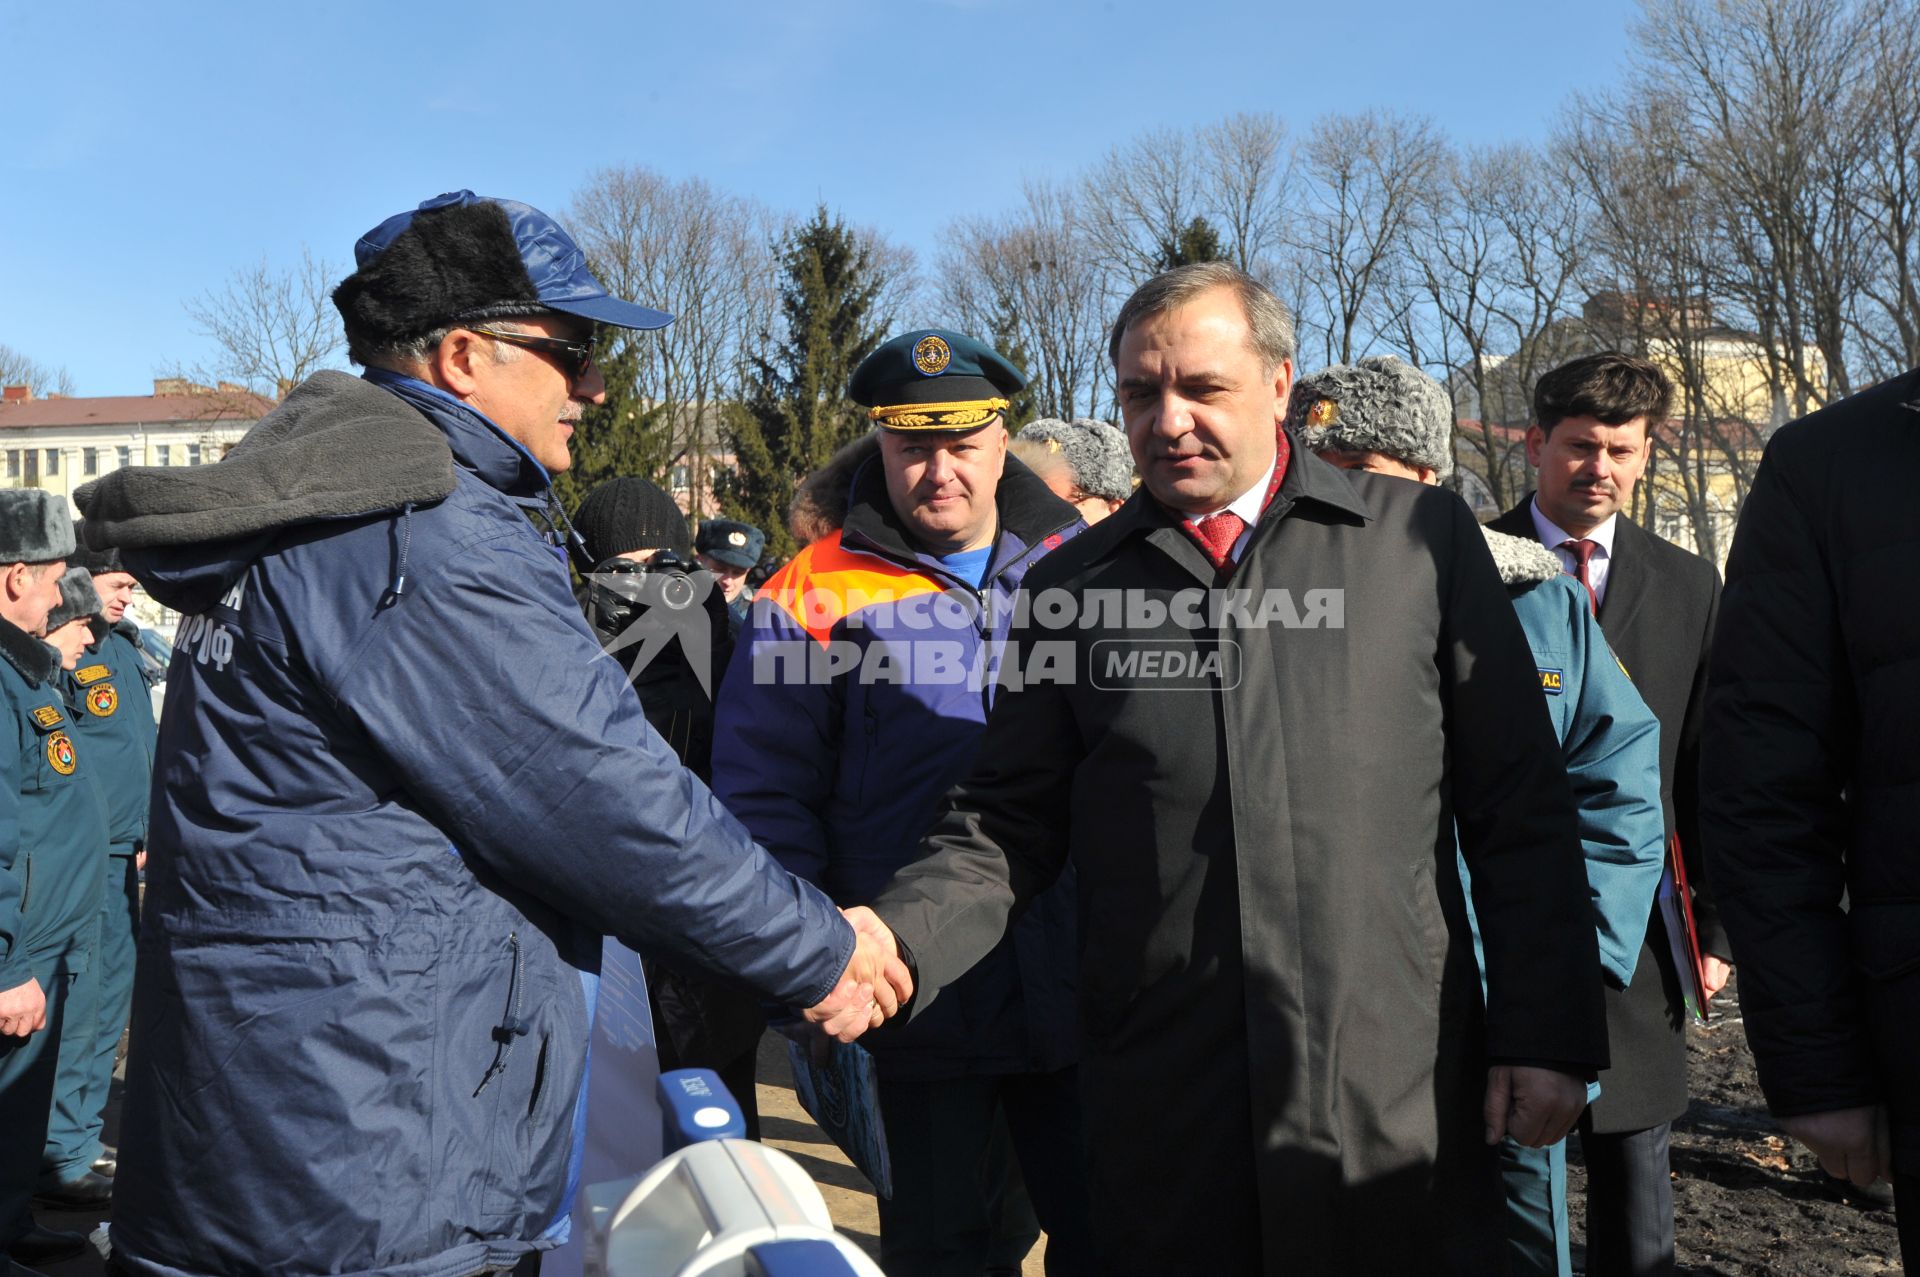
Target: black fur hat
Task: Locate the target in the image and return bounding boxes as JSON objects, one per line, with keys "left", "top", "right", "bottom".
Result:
{"left": 333, "top": 200, "right": 552, "bottom": 362}
{"left": 0, "top": 491, "right": 76, "bottom": 564}
{"left": 70, "top": 519, "right": 122, "bottom": 574}
{"left": 44, "top": 566, "right": 101, "bottom": 632}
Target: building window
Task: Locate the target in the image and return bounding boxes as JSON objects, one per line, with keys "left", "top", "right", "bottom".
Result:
{"left": 44, "top": 450, "right": 58, "bottom": 476}
{"left": 116, "top": 446, "right": 130, "bottom": 469}
{"left": 5, "top": 450, "right": 16, "bottom": 479}
{"left": 156, "top": 445, "right": 171, "bottom": 466}
{"left": 83, "top": 448, "right": 97, "bottom": 476}
{"left": 188, "top": 443, "right": 202, "bottom": 466}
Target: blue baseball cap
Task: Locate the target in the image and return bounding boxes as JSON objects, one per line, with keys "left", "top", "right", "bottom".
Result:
{"left": 342, "top": 190, "right": 673, "bottom": 336}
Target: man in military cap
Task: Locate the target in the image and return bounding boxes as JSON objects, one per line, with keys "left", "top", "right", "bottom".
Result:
{"left": 694, "top": 518, "right": 766, "bottom": 626}
{"left": 0, "top": 491, "right": 109, "bottom": 1276}
{"left": 1011, "top": 418, "right": 1135, "bottom": 525}
{"left": 72, "top": 191, "right": 907, "bottom": 1277}
{"left": 35, "top": 527, "right": 159, "bottom": 1206}
{"left": 713, "top": 330, "right": 1091, "bottom": 1276}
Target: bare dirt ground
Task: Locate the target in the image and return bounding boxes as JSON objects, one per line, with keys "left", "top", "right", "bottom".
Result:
{"left": 32, "top": 975, "right": 1900, "bottom": 1276}
{"left": 1576, "top": 971, "right": 1905, "bottom": 1276}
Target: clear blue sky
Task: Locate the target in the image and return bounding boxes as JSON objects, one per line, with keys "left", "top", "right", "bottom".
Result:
{"left": 0, "top": 0, "right": 1642, "bottom": 395}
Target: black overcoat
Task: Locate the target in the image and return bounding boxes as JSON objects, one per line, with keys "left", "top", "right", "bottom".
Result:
{"left": 1488, "top": 497, "right": 1725, "bottom": 1132}
{"left": 1700, "top": 367, "right": 1920, "bottom": 1166}
{"left": 876, "top": 451, "right": 1608, "bottom": 1274}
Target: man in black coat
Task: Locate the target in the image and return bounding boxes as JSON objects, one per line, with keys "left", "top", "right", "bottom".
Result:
{"left": 1700, "top": 366, "right": 1920, "bottom": 1264}
{"left": 869, "top": 264, "right": 1608, "bottom": 1275}
{"left": 1485, "top": 351, "right": 1732, "bottom": 1276}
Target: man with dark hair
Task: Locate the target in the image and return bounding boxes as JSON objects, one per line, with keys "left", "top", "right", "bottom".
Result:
{"left": 1297, "top": 356, "right": 1667, "bottom": 1277}
{"left": 72, "top": 191, "right": 908, "bottom": 1277}
{"left": 1700, "top": 366, "right": 1920, "bottom": 1266}
{"left": 868, "top": 266, "right": 1608, "bottom": 1273}
{"left": 1486, "top": 349, "right": 1731, "bottom": 1276}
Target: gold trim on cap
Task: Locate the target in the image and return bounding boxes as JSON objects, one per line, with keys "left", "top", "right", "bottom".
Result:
{"left": 868, "top": 398, "right": 1010, "bottom": 430}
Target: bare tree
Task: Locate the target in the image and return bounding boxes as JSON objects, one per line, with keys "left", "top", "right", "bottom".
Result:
{"left": 567, "top": 167, "right": 781, "bottom": 515}
{"left": 184, "top": 246, "right": 346, "bottom": 398}
{"left": 937, "top": 179, "right": 1110, "bottom": 420}
{"left": 1635, "top": 0, "right": 1884, "bottom": 412}
{"left": 0, "top": 343, "right": 75, "bottom": 396}
{"left": 1292, "top": 110, "right": 1445, "bottom": 366}
{"left": 1848, "top": 0, "right": 1920, "bottom": 378}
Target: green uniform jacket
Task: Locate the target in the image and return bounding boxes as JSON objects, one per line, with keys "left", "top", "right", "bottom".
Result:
{"left": 0, "top": 617, "right": 110, "bottom": 989}
{"left": 68, "top": 619, "right": 158, "bottom": 854}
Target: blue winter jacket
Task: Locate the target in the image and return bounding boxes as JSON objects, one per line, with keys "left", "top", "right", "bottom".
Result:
{"left": 712, "top": 452, "right": 1083, "bottom": 1078}
{"left": 1471, "top": 529, "right": 1667, "bottom": 987}
{"left": 74, "top": 370, "right": 854, "bottom": 1277}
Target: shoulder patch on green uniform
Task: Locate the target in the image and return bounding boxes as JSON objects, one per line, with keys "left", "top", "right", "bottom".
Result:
{"left": 75, "top": 664, "right": 112, "bottom": 685}
{"left": 31, "top": 704, "right": 65, "bottom": 729}
{"left": 1539, "top": 668, "right": 1564, "bottom": 695}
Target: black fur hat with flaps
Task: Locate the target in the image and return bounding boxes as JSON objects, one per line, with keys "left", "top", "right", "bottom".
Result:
{"left": 0, "top": 490, "right": 76, "bottom": 564}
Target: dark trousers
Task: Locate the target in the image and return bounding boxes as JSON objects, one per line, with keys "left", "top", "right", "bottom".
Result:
{"left": 1896, "top": 1172, "right": 1919, "bottom": 1271}
{"left": 875, "top": 1068, "right": 1089, "bottom": 1277}
{"left": 1575, "top": 1118, "right": 1674, "bottom": 1277}
{"left": 0, "top": 967, "right": 70, "bottom": 1247}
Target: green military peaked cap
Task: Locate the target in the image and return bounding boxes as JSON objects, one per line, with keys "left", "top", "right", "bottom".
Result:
{"left": 849, "top": 329, "right": 1026, "bottom": 432}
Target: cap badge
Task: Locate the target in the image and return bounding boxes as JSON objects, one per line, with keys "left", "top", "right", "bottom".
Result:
{"left": 1306, "top": 399, "right": 1339, "bottom": 427}
{"left": 913, "top": 334, "right": 952, "bottom": 377}
{"left": 728, "top": 531, "right": 747, "bottom": 547}
{"left": 48, "top": 730, "right": 76, "bottom": 776}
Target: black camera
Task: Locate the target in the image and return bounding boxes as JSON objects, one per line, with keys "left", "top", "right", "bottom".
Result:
{"left": 587, "top": 551, "right": 705, "bottom": 639}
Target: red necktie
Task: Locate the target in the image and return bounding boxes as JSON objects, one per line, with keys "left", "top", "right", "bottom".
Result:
{"left": 1191, "top": 511, "right": 1248, "bottom": 569}
{"left": 1560, "top": 538, "right": 1599, "bottom": 615}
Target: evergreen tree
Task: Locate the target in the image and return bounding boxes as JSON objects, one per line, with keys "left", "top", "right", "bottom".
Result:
{"left": 717, "top": 206, "right": 889, "bottom": 558}
{"left": 986, "top": 299, "right": 1039, "bottom": 429}
{"left": 1156, "top": 216, "right": 1225, "bottom": 270}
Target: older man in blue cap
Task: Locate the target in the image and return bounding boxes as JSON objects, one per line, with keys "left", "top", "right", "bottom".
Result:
{"left": 72, "top": 192, "right": 910, "bottom": 1277}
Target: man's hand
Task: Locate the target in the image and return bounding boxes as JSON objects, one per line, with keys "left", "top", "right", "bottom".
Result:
{"left": 1485, "top": 1065, "right": 1588, "bottom": 1148}
{"left": 1702, "top": 955, "right": 1732, "bottom": 1000}
{"left": 1782, "top": 1105, "right": 1891, "bottom": 1187}
{"left": 800, "top": 908, "right": 914, "bottom": 1044}
{"left": 0, "top": 976, "right": 47, "bottom": 1038}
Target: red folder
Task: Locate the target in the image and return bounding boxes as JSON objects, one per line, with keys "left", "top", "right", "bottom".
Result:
{"left": 1656, "top": 832, "right": 1711, "bottom": 1025}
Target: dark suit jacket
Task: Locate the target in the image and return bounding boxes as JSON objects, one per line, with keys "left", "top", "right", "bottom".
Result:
{"left": 1489, "top": 495, "right": 1726, "bottom": 1131}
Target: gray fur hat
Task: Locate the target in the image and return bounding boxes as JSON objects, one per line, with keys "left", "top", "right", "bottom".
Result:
{"left": 44, "top": 566, "right": 101, "bottom": 632}
{"left": 1015, "top": 418, "right": 1135, "bottom": 502}
{"left": 1289, "top": 356, "right": 1456, "bottom": 481}
{"left": 0, "top": 490, "right": 76, "bottom": 564}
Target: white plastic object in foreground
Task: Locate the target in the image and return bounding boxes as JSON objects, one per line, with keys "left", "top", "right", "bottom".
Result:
{"left": 585, "top": 1138, "right": 885, "bottom": 1277}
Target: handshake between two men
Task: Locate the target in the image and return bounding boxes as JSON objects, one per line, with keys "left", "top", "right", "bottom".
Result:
{"left": 799, "top": 906, "right": 913, "bottom": 1043}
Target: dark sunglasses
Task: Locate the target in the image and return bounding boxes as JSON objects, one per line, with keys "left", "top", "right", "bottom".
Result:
{"left": 470, "top": 327, "right": 596, "bottom": 383}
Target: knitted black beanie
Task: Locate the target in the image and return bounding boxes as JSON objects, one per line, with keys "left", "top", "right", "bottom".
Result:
{"left": 573, "top": 477, "right": 691, "bottom": 563}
